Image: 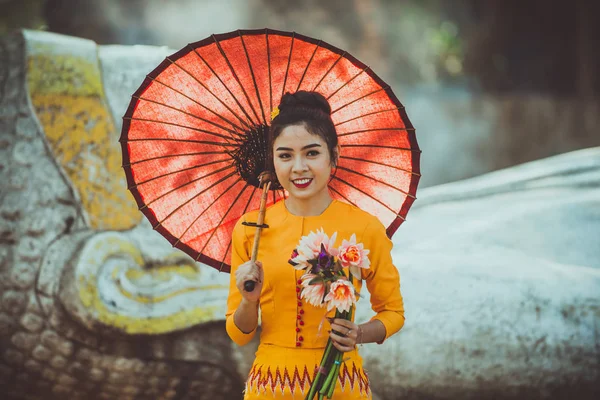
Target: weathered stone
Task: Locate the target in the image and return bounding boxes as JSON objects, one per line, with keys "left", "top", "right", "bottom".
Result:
{"left": 12, "top": 141, "right": 34, "bottom": 166}
{"left": 16, "top": 237, "right": 42, "bottom": 262}
{"left": 1, "top": 290, "right": 27, "bottom": 315}
{"left": 57, "top": 373, "right": 77, "bottom": 386}
{"left": 20, "top": 312, "right": 45, "bottom": 332}
{"left": 40, "top": 329, "right": 60, "bottom": 350}
{"left": 50, "top": 355, "right": 68, "bottom": 369}
{"left": 11, "top": 331, "right": 38, "bottom": 351}
{"left": 88, "top": 367, "right": 105, "bottom": 382}
{"left": 31, "top": 344, "right": 52, "bottom": 362}
{"left": 10, "top": 263, "right": 37, "bottom": 290}
{"left": 113, "top": 357, "right": 135, "bottom": 372}
{"left": 0, "top": 312, "right": 15, "bottom": 335}
{"left": 24, "top": 359, "right": 43, "bottom": 372}
{"left": 15, "top": 117, "right": 37, "bottom": 139}
{"left": 4, "top": 349, "right": 24, "bottom": 366}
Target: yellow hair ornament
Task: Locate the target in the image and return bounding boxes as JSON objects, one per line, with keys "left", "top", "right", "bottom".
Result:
{"left": 270, "top": 106, "right": 280, "bottom": 121}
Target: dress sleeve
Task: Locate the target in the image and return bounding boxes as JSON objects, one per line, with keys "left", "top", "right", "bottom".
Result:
{"left": 361, "top": 217, "right": 405, "bottom": 343}
{"left": 225, "top": 217, "right": 257, "bottom": 346}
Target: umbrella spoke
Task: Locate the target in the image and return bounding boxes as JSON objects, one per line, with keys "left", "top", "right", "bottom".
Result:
{"left": 188, "top": 46, "right": 255, "bottom": 128}
{"left": 154, "top": 171, "right": 239, "bottom": 228}
{"left": 336, "top": 166, "right": 416, "bottom": 198}
{"left": 341, "top": 143, "right": 420, "bottom": 152}
{"left": 143, "top": 166, "right": 235, "bottom": 209}
{"left": 133, "top": 95, "right": 242, "bottom": 142}
{"left": 332, "top": 175, "right": 406, "bottom": 221}
{"left": 266, "top": 30, "right": 273, "bottom": 112}
{"left": 312, "top": 51, "right": 346, "bottom": 92}
{"left": 280, "top": 32, "right": 295, "bottom": 100}
{"left": 329, "top": 185, "right": 358, "bottom": 208}
{"left": 122, "top": 117, "right": 242, "bottom": 145}
{"left": 335, "top": 107, "right": 403, "bottom": 127}
{"left": 212, "top": 35, "right": 262, "bottom": 126}
{"left": 218, "top": 185, "right": 258, "bottom": 272}
{"left": 296, "top": 41, "right": 321, "bottom": 92}
{"left": 125, "top": 136, "right": 238, "bottom": 148}
{"left": 129, "top": 158, "right": 231, "bottom": 188}
{"left": 125, "top": 151, "right": 226, "bottom": 167}
{"left": 338, "top": 127, "right": 415, "bottom": 137}
{"left": 150, "top": 77, "right": 246, "bottom": 135}
{"left": 197, "top": 182, "right": 251, "bottom": 257}
{"left": 326, "top": 66, "right": 370, "bottom": 101}
{"left": 239, "top": 32, "right": 267, "bottom": 125}
{"left": 339, "top": 155, "right": 421, "bottom": 176}
{"left": 167, "top": 56, "right": 253, "bottom": 131}
{"left": 331, "top": 86, "right": 387, "bottom": 115}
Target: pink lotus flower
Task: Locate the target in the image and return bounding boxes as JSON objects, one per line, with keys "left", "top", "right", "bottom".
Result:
{"left": 324, "top": 279, "right": 356, "bottom": 313}
{"left": 290, "top": 229, "right": 338, "bottom": 270}
{"left": 300, "top": 273, "right": 326, "bottom": 307}
{"left": 337, "top": 234, "right": 370, "bottom": 279}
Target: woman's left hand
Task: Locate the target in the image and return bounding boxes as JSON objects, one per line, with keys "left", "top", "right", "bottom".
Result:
{"left": 329, "top": 318, "right": 360, "bottom": 352}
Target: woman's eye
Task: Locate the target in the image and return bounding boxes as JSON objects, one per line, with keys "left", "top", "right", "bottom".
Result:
{"left": 278, "top": 153, "right": 291, "bottom": 159}
{"left": 307, "top": 150, "right": 320, "bottom": 157}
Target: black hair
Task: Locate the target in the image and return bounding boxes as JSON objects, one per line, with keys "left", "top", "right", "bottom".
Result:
{"left": 269, "top": 91, "right": 339, "bottom": 167}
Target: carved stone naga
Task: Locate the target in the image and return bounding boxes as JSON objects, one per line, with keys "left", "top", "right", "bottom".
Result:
{"left": 1, "top": 29, "right": 599, "bottom": 400}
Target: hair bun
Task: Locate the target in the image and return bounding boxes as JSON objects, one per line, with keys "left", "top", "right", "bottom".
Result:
{"left": 278, "top": 91, "right": 331, "bottom": 116}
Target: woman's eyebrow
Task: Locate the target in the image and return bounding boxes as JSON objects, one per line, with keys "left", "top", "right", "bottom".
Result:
{"left": 275, "top": 143, "right": 322, "bottom": 151}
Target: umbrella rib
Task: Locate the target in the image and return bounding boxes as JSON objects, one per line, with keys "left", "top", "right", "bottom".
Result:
{"left": 338, "top": 127, "right": 415, "bottom": 137}
{"left": 167, "top": 56, "right": 252, "bottom": 131}
{"left": 335, "top": 107, "right": 403, "bottom": 126}
{"left": 331, "top": 86, "right": 387, "bottom": 115}
{"left": 126, "top": 136, "right": 237, "bottom": 148}
{"left": 218, "top": 185, "right": 258, "bottom": 272}
{"left": 124, "top": 151, "right": 226, "bottom": 167}
{"left": 153, "top": 171, "right": 239, "bottom": 228}
{"left": 142, "top": 166, "right": 235, "bottom": 209}
{"left": 331, "top": 175, "right": 406, "bottom": 221}
{"left": 129, "top": 158, "right": 231, "bottom": 188}
{"left": 329, "top": 185, "right": 358, "bottom": 208}
{"left": 196, "top": 182, "right": 251, "bottom": 257}
{"left": 312, "top": 51, "right": 346, "bottom": 92}
{"left": 239, "top": 32, "right": 267, "bottom": 125}
{"left": 336, "top": 165, "right": 416, "bottom": 198}
{"left": 133, "top": 95, "right": 241, "bottom": 142}
{"left": 339, "top": 155, "right": 421, "bottom": 176}
{"left": 150, "top": 78, "right": 246, "bottom": 135}
{"left": 280, "top": 32, "right": 295, "bottom": 100}
{"left": 212, "top": 35, "right": 261, "bottom": 126}
{"left": 326, "top": 66, "right": 370, "bottom": 101}
{"left": 341, "top": 143, "right": 420, "bottom": 152}
{"left": 296, "top": 41, "right": 321, "bottom": 92}
{"left": 122, "top": 117, "right": 243, "bottom": 145}
{"left": 266, "top": 30, "right": 273, "bottom": 113}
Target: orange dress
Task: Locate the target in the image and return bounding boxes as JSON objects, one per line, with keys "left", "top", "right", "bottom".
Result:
{"left": 226, "top": 200, "right": 405, "bottom": 399}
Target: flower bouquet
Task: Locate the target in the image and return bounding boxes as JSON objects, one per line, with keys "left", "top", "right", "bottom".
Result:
{"left": 288, "top": 229, "right": 370, "bottom": 400}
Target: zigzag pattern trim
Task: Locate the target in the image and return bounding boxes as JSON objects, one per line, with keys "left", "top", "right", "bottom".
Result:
{"left": 245, "top": 362, "right": 370, "bottom": 396}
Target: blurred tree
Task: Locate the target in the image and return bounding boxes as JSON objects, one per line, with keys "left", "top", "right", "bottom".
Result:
{"left": 0, "top": 0, "right": 46, "bottom": 35}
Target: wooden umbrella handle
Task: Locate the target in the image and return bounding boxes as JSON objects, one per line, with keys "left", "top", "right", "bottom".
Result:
{"left": 244, "top": 177, "right": 272, "bottom": 292}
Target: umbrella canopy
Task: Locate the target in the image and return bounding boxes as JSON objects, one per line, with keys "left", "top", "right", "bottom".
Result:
{"left": 120, "top": 28, "right": 420, "bottom": 273}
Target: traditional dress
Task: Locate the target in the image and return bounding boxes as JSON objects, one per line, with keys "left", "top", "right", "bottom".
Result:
{"left": 226, "top": 200, "right": 404, "bottom": 399}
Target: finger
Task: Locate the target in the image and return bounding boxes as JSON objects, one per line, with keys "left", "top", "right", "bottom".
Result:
{"left": 331, "top": 318, "right": 356, "bottom": 329}
{"left": 330, "top": 324, "right": 356, "bottom": 338}
{"left": 332, "top": 340, "right": 353, "bottom": 353}
{"left": 329, "top": 331, "right": 354, "bottom": 346}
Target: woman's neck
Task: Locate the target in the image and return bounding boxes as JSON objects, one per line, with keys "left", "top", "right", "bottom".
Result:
{"left": 284, "top": 193, "right": 334, "bottom": 217}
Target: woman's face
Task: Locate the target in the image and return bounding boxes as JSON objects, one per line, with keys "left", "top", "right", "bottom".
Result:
{"left": 273, "top": 124, "right": 334, "bottom": 202}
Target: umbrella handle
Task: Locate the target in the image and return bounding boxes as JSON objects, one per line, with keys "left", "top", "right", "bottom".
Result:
{"left": 244, "top": 179, "right": 272, "bottom": 292}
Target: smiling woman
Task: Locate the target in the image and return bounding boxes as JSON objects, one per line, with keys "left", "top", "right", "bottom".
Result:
{"left": 225, "top": 91, "right": 405, "bottom": 400}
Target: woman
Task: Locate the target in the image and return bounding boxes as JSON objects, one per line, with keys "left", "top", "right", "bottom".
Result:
{"left": 226, "top": 91, "right": 404, "bottom": 399}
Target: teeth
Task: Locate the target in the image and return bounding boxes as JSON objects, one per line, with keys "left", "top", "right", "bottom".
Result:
{"left": 294, "top": 179, "right": 311, "bottom": 184}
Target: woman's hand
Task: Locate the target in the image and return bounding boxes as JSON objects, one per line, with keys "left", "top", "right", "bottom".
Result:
{"left": 235, "top": 260, "right": 264, "bottom": 303}
{"left": 329, "top": 318, "right": 360, "bottom": 352}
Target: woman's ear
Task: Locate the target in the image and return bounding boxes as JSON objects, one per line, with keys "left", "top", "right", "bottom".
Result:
{"left": 332, "top": 144, "right": 341, "bottom": 167}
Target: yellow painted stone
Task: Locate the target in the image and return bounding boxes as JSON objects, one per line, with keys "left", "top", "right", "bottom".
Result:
{"left": 26, "top": 50, "right": 141, "bottom": 231}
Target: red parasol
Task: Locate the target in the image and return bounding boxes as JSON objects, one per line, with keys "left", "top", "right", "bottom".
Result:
{"left": 120, "top": 29, "right": 420, "bottom": 273}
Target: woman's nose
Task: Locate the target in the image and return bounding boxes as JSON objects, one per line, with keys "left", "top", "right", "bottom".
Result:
{"left": 292, "top": 156, "right": 308, "bottom": 172}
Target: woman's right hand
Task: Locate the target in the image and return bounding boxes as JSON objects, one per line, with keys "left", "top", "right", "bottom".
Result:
{"left": 235, "top": 260, "right": 264, "bottom": 303}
